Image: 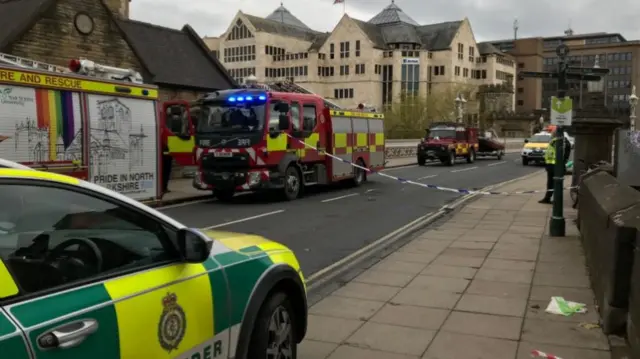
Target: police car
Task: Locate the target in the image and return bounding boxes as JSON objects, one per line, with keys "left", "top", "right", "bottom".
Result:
{"left": 0, "top": 163, "right": 307, "bottom": 359}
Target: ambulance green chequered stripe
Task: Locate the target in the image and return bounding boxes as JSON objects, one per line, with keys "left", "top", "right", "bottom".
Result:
{"left": 5, "top": 245, "right": 282, "bottom": 357}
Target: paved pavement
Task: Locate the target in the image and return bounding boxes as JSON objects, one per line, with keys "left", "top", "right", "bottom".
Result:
{"left": 300, "top": 171, "right": 610, "bottom": 359}
{"left": 158, "top": 152, "right": 541, "bottom": 276}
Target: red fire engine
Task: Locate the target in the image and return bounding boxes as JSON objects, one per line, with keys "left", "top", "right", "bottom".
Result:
{"left": 172, "top": 88, "right": 385, "bottom": 201}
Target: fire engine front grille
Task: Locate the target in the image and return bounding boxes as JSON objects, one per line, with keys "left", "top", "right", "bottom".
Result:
{"left": 201, "top": 153, "right": 250, "bottom": 171}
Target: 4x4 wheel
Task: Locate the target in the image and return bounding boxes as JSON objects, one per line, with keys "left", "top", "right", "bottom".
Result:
{"left": 247, "top": 292, "right": 298, "bottom": 359}
{"left": 466, "top": 149, "right": 476, "bottom": 163}
{"left": 283, "top": 165, "right": 301, "bottom": 201}
{"left": 447, "top": 151, "right": 456, "bottom": 166}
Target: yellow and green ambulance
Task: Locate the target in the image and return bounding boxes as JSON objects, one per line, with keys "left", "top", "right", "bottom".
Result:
{"left": 0, "top": 167, "right": 307, "bottom": 359}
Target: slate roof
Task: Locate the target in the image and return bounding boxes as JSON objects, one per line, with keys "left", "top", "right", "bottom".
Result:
{"left": 243, "top": 3, "right": 462, "bottom": 53}
{"left": 264, "top": 5, "right": 310, "bottom": 30}
{"left": 0, "top": 0, "right": 52, "bottom": 51}
{"left": 244, "top": 14, "right": 321, "bottom": 42}
{"left": 476, "top": 42, "right": 503, "bottom": 55}
{"left": 368, "top": 2, "right": 419, "bottom": 26}
{"left": 0, "top": 0, "right": 236, "bottom": 91}
{"left": 117, "top": 20, "right": 237, "bottom": 90}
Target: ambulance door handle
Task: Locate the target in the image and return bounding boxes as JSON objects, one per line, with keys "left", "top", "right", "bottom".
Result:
{"left": 37, "top": 319, "right": 99, "bottom": 350}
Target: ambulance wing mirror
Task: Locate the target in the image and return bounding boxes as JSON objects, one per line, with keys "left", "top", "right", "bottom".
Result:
{"left": 176, "top": 228, "right": 213, "bottom": 263}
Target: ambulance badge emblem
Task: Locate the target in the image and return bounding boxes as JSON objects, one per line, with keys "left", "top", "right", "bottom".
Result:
{"left": 158, "top": 292, "right": 186, "bottom": 352}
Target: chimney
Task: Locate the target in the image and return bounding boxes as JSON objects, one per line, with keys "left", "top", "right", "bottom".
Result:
{"left": 104, "top": 0, "right": 130, "bottom": 18}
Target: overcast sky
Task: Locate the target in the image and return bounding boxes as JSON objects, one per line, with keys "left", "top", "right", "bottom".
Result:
{"left": 129, "top": 0, "right": 640, "bottom": 42}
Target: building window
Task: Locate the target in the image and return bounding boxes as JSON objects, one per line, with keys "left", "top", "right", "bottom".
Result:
{"left": 223, "top": 45, "right": 256, "bottom": 63}
{"left": 468, "top": 46, "right": 474, "bottom": 62}
{"left": 265, "top": 45, "right": 285, "bottom": 56}
{"left": 463, "top": 68, "right": 469, "bottom": 77}
{"left": 334, "top": 88, "right": 354, "bottom": 99}
{"left": 401, "top": 61, "right": 420, "bottom": 96}
{"left": 428, "top": 52, "right": 433, "bottom": 59}
{"left": 355, "top": 40, "right": 361, "bottom": 57}
{"left": 455, "top": 66, "right": 460, "bottom": 76}
{"left": 517, "top": 100, "right": 524, "bottom": 106}
{"left": 434, "top": 65, "right": 445, "bottom": 76}
{"left": 457, "top": 43, "right": 464, "bottom": 60}
{"left": 374, "top": 64, "right": 381, "bottom": 75}
{"left": 481, "top": 70, "right": 486, "bottom": 79}
{"left": 517, "top": 87, "right": 523, "bottom": 93}
{"left": 330, "top": 43, "right": 335, "bottom": 59}
{"left": 382, "top": 65, "right": 393, "bottom": 106}
{"left": 339, "top": 65, "right": 349, "bottom": 75}
{"left": 340, "top": 41, "right": 350, "bottom": 58}
{"left": 228, "top": 67, "right": 256, "bottom": 84}
{"left": 518, "top": 63, "right": 524, "bottom": 68}
{"left": 355, "top": 64, "right": 365, "bottom": 74}
{"left": 383, "top": 51, "right": 393, "bottom": 58}
{"left": 226, "top": 19, "right": 254, "bottom": 41}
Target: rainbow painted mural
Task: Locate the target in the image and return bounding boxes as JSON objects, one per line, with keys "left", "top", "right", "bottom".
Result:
{"left": 34, "top": 89, "right": 76, "bottom": 161}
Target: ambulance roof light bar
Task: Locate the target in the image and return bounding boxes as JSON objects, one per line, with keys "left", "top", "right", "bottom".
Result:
{"left": 68, "top": 58, "right": 144, "bottom": 84}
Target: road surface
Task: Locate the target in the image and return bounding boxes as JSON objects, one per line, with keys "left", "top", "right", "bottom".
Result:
{"left": 159, "top": 153, "right": 540, "bottom": 276}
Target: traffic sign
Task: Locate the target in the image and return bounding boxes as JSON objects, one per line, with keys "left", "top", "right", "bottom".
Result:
{"left": 556, "top": 44, "right": 570, "bottom": 58}
{"left": 518, "top": 71, "right": 558, "bottom": 79}
{"left": 567, "top": 67, "right": 610, "bottom": 75}
{"left": 550, "top": 96, "right": 573, "bottom": 126}
{"left": 565, "top": 74, "right": 604, "bottom": 82}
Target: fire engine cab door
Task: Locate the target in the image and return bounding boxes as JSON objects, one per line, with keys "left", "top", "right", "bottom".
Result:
{"left": 164, "top": 102, "right": 195, "bottom": 166}
{"left": 289, "top": 102, "right": 322, "bottom": 161}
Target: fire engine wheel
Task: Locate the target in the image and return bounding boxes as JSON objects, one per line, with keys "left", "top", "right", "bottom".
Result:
{"left": 214, "top": 189, "right": 235, "bottom": 202}
{"left": 283, "top": 165, "right": 301, "bottom": 201}
{"left": 351, "top": 159, "right": 366, "bottom": 187}
{"left": 418, "top": 156, "right": 426, "bottom": 166}
{"left": 466, "top": 149, "right": 476, "bottom": 164}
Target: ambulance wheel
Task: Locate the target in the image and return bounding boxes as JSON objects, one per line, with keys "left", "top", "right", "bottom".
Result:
{"left": 248, "top": 291, "right": 298, "bottom": 359}
{"left": 466, "top": 149, "right": 476, "bottom": 163}
{"left": 214, "top": 189, "right": 235, "bottom": 202}
{"left": 283, "top": 165, "right": 301, "bottom": 201}
{"left": 351, "top": 159, "right": 366, "bottom": 187}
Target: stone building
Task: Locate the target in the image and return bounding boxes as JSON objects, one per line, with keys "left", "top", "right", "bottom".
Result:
{"left": 203, "top": 1, "right": 516, "bottom": 111}
{"left": 0, "top": 0, "right": 236, "bottom": 102}
{"left": 490, "top": 30, "right": 640, "bottom": 125}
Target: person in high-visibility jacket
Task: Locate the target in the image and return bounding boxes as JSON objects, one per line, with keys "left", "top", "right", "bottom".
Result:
{"left": 539, "top": 129, "right": 572, "bottom": 204}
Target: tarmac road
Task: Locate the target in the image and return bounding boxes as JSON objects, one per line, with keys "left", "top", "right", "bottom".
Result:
{"left": 159, "top": 152, "right": 541, "bottom": 276}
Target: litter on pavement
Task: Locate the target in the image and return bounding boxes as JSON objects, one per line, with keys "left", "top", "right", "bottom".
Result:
{"left": 531, "top": 349, "right": 565, "bottom": 359}
{"left": 545, "top": 296, "right": 587, "bottom": 316}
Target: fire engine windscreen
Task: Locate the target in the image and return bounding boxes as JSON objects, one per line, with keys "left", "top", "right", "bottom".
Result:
{"left": 428, "top": 128, "right": 456, "bottom": 139}
{"left": 197, "top": 101, "right": 265, "bottom": 133}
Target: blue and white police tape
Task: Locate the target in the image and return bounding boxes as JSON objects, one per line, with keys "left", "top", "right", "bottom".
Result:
{"left": 284, "top": 133, "right": 576, "bottom": 195}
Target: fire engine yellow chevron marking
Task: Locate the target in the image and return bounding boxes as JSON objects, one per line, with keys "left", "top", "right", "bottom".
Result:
{"left": 103, "top": 264, "right": 214, "bottom": 359}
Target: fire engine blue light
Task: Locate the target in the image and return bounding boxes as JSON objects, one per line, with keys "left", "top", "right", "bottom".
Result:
{"left": 227, "top": 94, "right": 267, "bottom": 103}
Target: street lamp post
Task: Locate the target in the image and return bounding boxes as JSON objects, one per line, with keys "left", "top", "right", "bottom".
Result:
{"left": 630, "top": 85, "right": 638, "bottom": 131}
{"left": 455, "top": 93, "right": 466, "bottom": 123}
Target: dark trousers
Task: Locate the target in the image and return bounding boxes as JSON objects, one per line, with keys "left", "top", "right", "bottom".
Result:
{"left": 542, "top": 164, "right": 554, "bottom": 201}
{"left": 162, "top": 154, "right": 172, "bottom": 192}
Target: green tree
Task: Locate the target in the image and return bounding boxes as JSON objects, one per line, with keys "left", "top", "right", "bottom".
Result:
{"left": 384, "top": 83, "right": 478, "bottom": 139}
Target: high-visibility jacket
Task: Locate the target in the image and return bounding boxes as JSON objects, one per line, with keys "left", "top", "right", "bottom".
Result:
{"left": 544, "top": 138, "right": 557, "bottom": 164}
